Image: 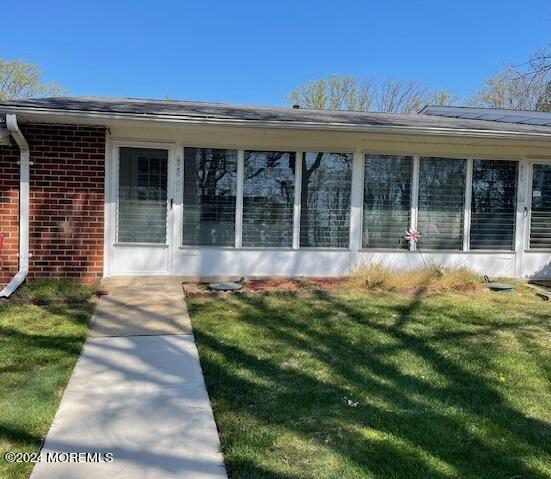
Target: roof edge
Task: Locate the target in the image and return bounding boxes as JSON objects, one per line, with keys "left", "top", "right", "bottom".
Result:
{"left": 3, "top": 104, "right": 551, "bottom": 140}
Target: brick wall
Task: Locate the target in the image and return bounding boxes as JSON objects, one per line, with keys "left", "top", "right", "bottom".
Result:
{"left": 0, "top": 123, "right": 106, "bottom": 285}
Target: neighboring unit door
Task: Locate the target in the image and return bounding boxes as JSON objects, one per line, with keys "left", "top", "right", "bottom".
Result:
{"left": 110, "top": 143, "right": 174, "bottom": 276}
{"left": 522, "top": 161, "right": 551, "bottom": 278}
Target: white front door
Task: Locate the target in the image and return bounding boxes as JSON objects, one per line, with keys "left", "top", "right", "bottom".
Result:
{"left": 521, "top": 160, "right": 551, "bottom": 278}
{"left": 108, "top": 142, "right": 175, "bottom": 276}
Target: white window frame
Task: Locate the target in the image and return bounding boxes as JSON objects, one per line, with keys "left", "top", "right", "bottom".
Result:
{"left": 235, "top": 149, "right": 245, "bottom": 249}
{"left": 240, "top": 148, "right": 297, "bottom": 250}
{"left": 359, "top": 152, "right": 416, "bottom": 252}
{"left": 410, "top": 156, "right": 420, "bottom": 252}
{"left": 467, "top": 157, "right": 520, "bottom": 253}
{"left": 177, "top": 146, "right": 240, "bottom": 250}
{"left": 415, "top": 155, "right": 469, "bottom": 253}
{"left": 170, "top": 143, "right": 524, "bottom": 255}
{"left": 358, "top": 152, "right": 522, "bottom": 253}
{"left": 297, "top": 150, "right": 355, "bottom": 250}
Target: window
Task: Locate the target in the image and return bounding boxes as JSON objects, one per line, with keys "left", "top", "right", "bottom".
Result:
{"left": 300, "top": 152, "right": 352, "bottom": 248}
{"left": 182, "top": 148, "right": 237, "bottom": 246}
{"left": 470, "top": 160, "right": 518, "bottom": 250}
{"left": 242, "top": 151, "right": 296, "bottom": 247}
{"left": 417, "top": 157, "right": 466, "bottom": 250}
{"left": 363, "top": 155, "right": 412, "bottom": 249}
{"left": 117, "top": 147, "right": 168, "bottom": 244}
{"left": 530, "top": 164, "right": 551, "bottom": 249}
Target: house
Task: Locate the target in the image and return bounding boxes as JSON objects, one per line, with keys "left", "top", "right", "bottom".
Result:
{"left": 1, "top": 97, "right": 550, "bottom": 295}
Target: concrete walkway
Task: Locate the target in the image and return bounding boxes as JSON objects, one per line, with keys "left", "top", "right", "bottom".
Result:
{"left": 31, "top": 278, "right": 227, "bottom": 479}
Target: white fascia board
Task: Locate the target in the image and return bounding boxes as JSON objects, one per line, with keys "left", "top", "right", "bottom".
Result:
{"left": 3, "top": 106, "right": 551, "bottom": 141}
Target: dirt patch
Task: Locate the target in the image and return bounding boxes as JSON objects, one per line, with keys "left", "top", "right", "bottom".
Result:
{"left": 244, "top": 278, "right": 302, "bottom": 292}
{"left": 390, "top": 282, "right": 484, "bottom": 297}
{"left": 308, "top": 278, "right": 345, "bottom": 290}
{"left": 183, "top": 277, "right": 347, "bottom": 297}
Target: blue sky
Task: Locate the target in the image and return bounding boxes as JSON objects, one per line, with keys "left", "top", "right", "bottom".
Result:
{"left": 3, "top": 0, "right": 551, "bottom": 106}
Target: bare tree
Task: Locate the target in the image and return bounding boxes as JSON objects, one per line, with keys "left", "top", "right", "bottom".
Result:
{"left": 288, "top": 74, "right": 458, "bottom": 113}
{"left": 288, "top": 74, "right": 375, "bottom": 111}
{"left": 468, "top": 65, "right": 550, "bottom": 110}
{"left": 375, "top": 79, "right": 429, "bottom": 114}
{"left": 526, "top": 41, "right": 551, "bottom": 79}
{"left": 0, "top": 59, "right": 65, "bottom": 100}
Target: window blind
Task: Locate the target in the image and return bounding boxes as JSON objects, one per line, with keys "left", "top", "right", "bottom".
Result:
{"left": 300, "top": 152, "right": 352, "bottom": 248}
{"left": 242, "top": 151, "right": 296, "bottom": 247}
{"left": 417, "top": 157, "right": 466, "bottom": 250}
{"left": 117, "top": 147, "right": 168, "bottom": 244}
{"left": 470, "top": 160, "right": 517, "bottom": 250}
{"left": 182, "top": 148, "right": 237, "bottom": 246}
{"left": 530, "top": 164, "right": 551, "bottom": 249}
{"left": 363, "top": 155, "right": 412, "bottom": 249}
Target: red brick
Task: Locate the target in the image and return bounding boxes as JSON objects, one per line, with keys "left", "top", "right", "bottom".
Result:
{"left": 0, "top": 123, "right": 106, "bottom": 284}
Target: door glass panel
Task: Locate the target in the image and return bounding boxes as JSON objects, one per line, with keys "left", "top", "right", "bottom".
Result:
{"left": 470, "top": 160, "right": 517, "bottom": 250}
{"left": 530, "top": 164, "right": 551, "bottom": 249}
{"left": 118, "top": 147, "right": 168, "bottom": 243}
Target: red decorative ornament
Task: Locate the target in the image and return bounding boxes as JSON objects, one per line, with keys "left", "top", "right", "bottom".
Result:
{"left": 405, "top": 228, "right": 421, "bottom": 243}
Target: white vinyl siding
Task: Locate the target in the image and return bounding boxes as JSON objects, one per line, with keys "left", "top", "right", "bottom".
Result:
{"left": 299, "top": 152, "right": 352, "bottom": 248}
{"left": 470, "top": 160, "right": 518, "bottom": 250}
{"left": 363, "top": 154, "right": 412, "bottom": 249}
{"left": 242, "top": 151, "right": 296, "bottom": 248}
{"left": 182, "top": 148, "right": 237, "bottom": 247}
{"left": 117, "top": 147, "right": 168, "bottom": 244}
{"left": 417, "top": 157, "right": 466, "bottom": 250}
{"left": 530, "top": 164, "right": 551, "bottom": 249}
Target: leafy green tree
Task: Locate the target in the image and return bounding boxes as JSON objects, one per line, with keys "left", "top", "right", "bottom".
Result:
{"left": 0, "top": 59, "right": 65, "bottom": 100}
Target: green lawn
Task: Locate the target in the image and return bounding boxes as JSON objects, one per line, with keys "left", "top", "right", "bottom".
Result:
{"left": 0, "top": 280, "right": 95, "bottom": 479}
{"left": 189, "top": 285, "right": 551, "bottom": 479}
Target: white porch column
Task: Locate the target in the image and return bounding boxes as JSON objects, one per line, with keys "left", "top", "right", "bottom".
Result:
{"left": 514, "top": 159, "right": 528, "bottom": 277}
{"left": 292, "top": 151, "right": 303, "bottom": 249}
{"left": 349, "top": 150, "right": 364, "bottom": 271}
{"left": 235, "top": 149, "right": 244, "bottom": 248}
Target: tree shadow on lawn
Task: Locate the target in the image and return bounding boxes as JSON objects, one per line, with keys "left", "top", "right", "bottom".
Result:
{"left": 191, "top": 289, "right": 551, "bottom": 479}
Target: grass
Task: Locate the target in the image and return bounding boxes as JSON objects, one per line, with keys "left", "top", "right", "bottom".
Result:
{"left": 188, "top": 283, "right": 551, "bottom": 478}
{"left": 0, "top": 279, "right": 95, "bottom": 479}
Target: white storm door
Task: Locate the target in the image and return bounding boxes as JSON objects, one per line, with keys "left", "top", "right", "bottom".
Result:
{"left": 522, "top": 161, "right": 551, "bottom": 278}
{"left": 111, "top": 143, "right": 175, "bottom": 275}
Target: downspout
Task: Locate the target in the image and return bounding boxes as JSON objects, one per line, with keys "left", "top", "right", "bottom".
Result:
{"left": 0, "top": 114, "right": 30, "bottom": 297}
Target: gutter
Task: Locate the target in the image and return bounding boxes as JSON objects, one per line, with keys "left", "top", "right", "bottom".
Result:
{"left": 0, "top": 114, "right": 30, "bottom": 298}
{"left": 2, "top": 105, "right": 551, "bottom": 141}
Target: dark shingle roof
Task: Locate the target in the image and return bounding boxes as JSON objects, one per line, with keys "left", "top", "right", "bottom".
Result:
{"left": 421, "top": 105, "right": 551, "bottom": 127}
{"left": 2, "top": 96, "right": 551, "bottom": 136}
